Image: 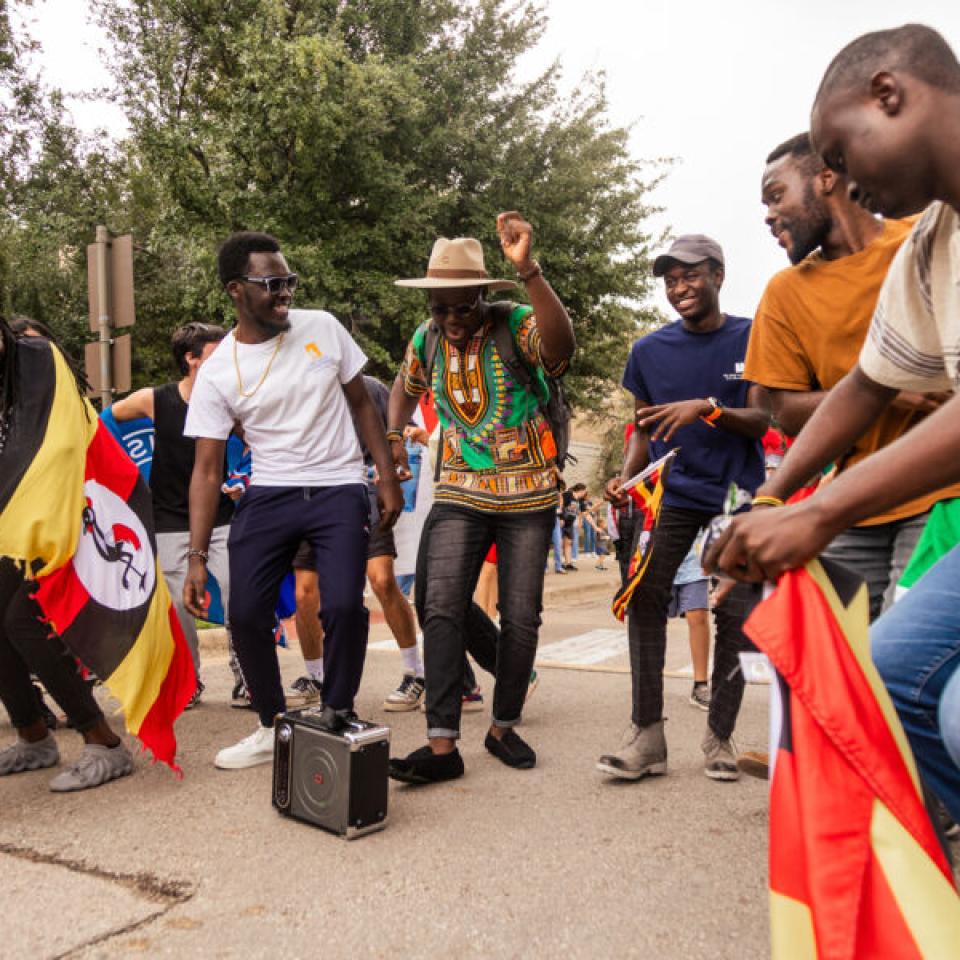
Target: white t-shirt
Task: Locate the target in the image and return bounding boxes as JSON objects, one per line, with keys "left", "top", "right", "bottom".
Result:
{"left": 185, "top": 310, "right": 367, "bottom": 486}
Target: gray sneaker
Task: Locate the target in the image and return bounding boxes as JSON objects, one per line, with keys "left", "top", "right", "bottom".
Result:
{"left": 0, "top": 734, "right": 60, "bottom": 776}
{"left": 689, "top": 682, "right": 711, "bottom": 711}
{"left": 702, "top": 730, "right": 739, "bottom": 781}
{"left": 596, "top": 720, "right": 667, "bottom": 780}
{"left": 49, "top": 742, "right": 134, "bottom": 792}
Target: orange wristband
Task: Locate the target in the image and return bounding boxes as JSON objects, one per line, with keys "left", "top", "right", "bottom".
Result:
{"left": 700, "top": 403, "right": 723, "bottom": 427}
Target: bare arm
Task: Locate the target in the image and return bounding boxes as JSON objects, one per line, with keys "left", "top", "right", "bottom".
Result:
{"left": 705, "top": 388, "right": 960, "bottom": 583}
{"left": 387, "top": 373, "right": 421, "bottom": 479}
{"left": 110, "top": 387, "right": 154, "bottom": 422}
{"left": 184, "top": 438, "right": 226, "bottom": 617}
{"left": 635, "top": 384, "right": 770, "bottom": 444}
{"left": 757, "top": 364, "right": 896, "bottom": 503}
{"left": 604, "top": 397, "right": 653, "bottom": 506}
{"left": 496, "top": 211, "right": 575, "bottom": 366}
{"left": 343, "top": 374, "right": 403, "bottom": 531}
{"left": 769, "top": 388, "right": 827, "bottom": 437}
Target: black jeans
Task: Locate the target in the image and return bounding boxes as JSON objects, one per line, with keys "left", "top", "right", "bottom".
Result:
{"left": 413, "top": 517, "right": 499, "bottom": 694}
{"left": 627, "top": 505, "right": 758, "bottom": 740}
{"left": 417, "top": 503, "right": 554, "bottom": 739}
{"left": 0, "top": 558, "right": 104, "bottom": 732}
{"left": 228, "top": 485, "right": 369, "bottom": 725}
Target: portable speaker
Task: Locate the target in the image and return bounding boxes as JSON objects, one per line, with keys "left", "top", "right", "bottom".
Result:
{"left": 272, "top": 708, "right": 390, "bottom": 839}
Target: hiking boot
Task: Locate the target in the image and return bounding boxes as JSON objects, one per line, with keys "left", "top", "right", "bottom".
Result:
{"left": 596, "top": 720, "right": 667, "bottom": 780}
{"left": 689, "top": 682, "right": 710, "bottom": 711}
{"left": 0, "top": 734, "right": 60, "bottom": 776}
{"left": 215, "top": 725, "right": 275, "bottom": 770}
{"left": 287, "top": 675, "right": 322, "bottom": 707}
{"left": 738, "top": 750, "right": 770, "bottom": 780}
{"left": 485, "top": 729, "right": 536, "bottom": 769}
{"left": 383, "top": 673, "right": 425, "bottom": 712}
{"left": 702, "top": 730, "right": 740, "bottom": 781}
{"left": 389, "top": 745, "right": 464, "bottom": 785}
{"left": 49, "top": 742, "right": 133, "bottom": 792}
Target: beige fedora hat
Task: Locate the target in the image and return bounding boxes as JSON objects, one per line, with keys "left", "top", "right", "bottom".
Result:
{"left": 395, "top": 237, "right": 517, "bottom": 291}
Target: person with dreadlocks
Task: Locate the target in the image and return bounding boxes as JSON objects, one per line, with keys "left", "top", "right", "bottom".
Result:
{"left": 0, "top": 317, "right": 134, "bottom": 791}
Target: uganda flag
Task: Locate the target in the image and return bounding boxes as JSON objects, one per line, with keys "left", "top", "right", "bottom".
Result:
{"left": 745, "top": 558, "right": 960, "bottom": 959}
{"left": 611, "top": 449, "right": 678, "bottom": 622}
{"left": 0, "top": 337, "right": 194, "bottom": 771}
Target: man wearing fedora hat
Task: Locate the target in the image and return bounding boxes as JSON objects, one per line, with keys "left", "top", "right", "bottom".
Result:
{"left": 386, "top": 211, "right": 575, "bottom": 783}
{"left": 600, "top": 234, "right": 769, "bottom": 784}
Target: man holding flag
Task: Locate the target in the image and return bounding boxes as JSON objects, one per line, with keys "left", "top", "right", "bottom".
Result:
{"left": 704, "top": 26, "right": 960, "bottom": 954}
{"left": 599, "top": 235, "right": 769, "bottom": 782}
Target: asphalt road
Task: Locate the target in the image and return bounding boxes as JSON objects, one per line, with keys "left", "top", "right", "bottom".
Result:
{"left": 2, "top": 566, "right": 773, "bottom": 959}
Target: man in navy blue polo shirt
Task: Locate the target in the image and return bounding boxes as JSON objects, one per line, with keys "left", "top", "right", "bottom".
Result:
{"left": 599, "top": 235, "right": 769, "bottom": 783}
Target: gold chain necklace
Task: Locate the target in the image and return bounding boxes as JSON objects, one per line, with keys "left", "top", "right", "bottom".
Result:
{"left": 234, "top": 332, "right": 285, "bottom": 398}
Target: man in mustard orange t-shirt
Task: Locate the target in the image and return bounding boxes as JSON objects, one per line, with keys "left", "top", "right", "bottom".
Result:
{"left": 747, "top": 132, "right": 959, "bottom": 621}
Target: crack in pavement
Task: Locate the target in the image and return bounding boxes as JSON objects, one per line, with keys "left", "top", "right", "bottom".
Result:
{"left": 0, "top": 842, "right": 194, "bottom": 959}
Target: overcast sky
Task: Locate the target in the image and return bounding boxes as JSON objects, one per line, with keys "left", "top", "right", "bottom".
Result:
{"left": 19, "top": 0, "right": 960, "bottom": 318}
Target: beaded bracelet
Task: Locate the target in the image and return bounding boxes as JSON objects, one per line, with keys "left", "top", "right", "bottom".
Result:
{"left": 187, "top": 549, "right": 209, "bottom": 563}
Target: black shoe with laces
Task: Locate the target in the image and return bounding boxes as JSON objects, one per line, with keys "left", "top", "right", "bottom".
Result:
{"left": 484, "top": 728, "right": 536, "bottom": 769}
{"left": 389, "top": 745, "right": 465, "bottom": 784}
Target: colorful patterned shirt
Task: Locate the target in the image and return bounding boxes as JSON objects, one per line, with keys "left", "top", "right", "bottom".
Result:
{"left": 400, "top": 303, "right": 567, "bottom": 513}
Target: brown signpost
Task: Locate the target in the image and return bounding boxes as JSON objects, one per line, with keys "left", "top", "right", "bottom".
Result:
{"left": 85, "top": 226, "right": 135, "bottom": 406}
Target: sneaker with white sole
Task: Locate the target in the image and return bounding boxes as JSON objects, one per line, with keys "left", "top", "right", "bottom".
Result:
{"left": 384, "top": 673, "right": 425, "bottom": 712}
{"left": 702, "top": 730, "right": 739, "bottom": 781}
{"left": 689, "top": 682, "right": 710, "bottom": 711}
{"left": 215, "top": 725, "right": 275, "bottom": 770}
{"left": 596, "top": 720, "right": 667, "bottom": 780}
{"left": 49, "top": 741, "right": 133, "bottom": 792}
{"left": 0, "top": 733, "right": 60, "bottom": 776}
{"left": 287, "top": 675, "right": 322, "bottom": 707}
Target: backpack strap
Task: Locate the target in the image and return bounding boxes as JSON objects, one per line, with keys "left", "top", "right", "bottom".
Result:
{"left": 489, "top": 301, "right": 547, "bottom": 412}
{"left": 422, "top": 323, "right": 442, "bottom": 386}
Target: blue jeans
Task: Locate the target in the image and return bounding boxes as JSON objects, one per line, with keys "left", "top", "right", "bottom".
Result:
{"left": 551, "top": 517, "right": 564, "bottom": 572}
{"left": 583, "top": 519, "right": 595, "bottom": 554}
{"left": 419, "top": 503, "right": 554, "bottom": 739}
{"left": 871, "top": 544, "right": 960, "bottom": 822}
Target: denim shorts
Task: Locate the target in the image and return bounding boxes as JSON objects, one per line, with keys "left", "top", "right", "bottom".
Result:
{"left": 667, "top": 578, "right": 709, "bottom": 617}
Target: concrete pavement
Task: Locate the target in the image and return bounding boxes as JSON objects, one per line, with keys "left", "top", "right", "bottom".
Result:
{"left": 2, "top": 566, "right": 773, "bottom": 959}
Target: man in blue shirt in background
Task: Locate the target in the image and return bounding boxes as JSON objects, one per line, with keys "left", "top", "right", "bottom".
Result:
{"left": 599, "top": 235, "right": 769, "bottom": 782}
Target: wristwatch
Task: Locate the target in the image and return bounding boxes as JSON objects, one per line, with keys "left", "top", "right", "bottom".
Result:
{"left": 700, "top": 397, "right": 723, "bottom": 426}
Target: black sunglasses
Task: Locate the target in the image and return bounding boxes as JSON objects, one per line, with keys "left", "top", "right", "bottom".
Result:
{"left": 238, "top": 273, "right": 299, "bottom": 295}
{"left": 429, "top": 295, "right": 480, "bottom": 321}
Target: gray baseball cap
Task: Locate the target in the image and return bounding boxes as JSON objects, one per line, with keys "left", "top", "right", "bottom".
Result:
{"left": 652, "top": 234, "right": 725, "bottom": 277}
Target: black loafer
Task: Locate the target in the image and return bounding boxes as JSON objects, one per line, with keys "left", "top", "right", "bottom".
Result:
{"left": 484, "top": 729, "right": 536, "bottom": 769}
{"left": 389, "top": 745, "right": 465, "bottom": 784}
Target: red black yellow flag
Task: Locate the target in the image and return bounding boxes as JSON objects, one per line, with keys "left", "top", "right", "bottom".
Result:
{"left": 611, "top": 450, "right": 678, "bottom": 622}
{"left": 745, "top": 558, "right": 960, "bottom": 959}
{"left": 0, "top": 337, "right": 194, "bottom": 770}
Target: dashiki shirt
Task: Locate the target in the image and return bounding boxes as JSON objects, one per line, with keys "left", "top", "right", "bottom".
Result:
{"left": 400, "top": 302, "right": 567, "bottom": 513}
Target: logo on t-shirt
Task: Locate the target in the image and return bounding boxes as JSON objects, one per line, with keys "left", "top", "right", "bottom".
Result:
{"left": 723, "top": 361, "right": 745, "bottom": 382}
{"left": 304, "top": 342, "right": 336, "bottom": 373}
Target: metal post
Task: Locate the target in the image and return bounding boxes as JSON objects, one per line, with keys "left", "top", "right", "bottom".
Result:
{"left": 95, "top": 225, "right": 112, "bottom": 408}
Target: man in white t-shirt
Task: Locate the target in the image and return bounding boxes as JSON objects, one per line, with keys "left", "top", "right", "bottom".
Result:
{"left": 183, "top": 231, "right": 402, "bottom": 769}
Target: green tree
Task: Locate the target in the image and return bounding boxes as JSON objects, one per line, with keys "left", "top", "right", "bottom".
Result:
{"left": 0, "top": 1, "right": 664, "bottom": 402}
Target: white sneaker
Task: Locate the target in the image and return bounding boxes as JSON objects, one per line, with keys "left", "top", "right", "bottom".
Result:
{"left": 214, "top": 725, "right": 275, "bottom": 770}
